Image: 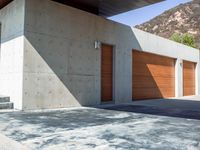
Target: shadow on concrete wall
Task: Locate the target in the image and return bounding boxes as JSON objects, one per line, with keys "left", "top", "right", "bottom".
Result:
{"left": 22, "top": 25, "right": 146, "bottom": 108}
{"left": 1, "top": 21, "right": 174, "bottom": 109}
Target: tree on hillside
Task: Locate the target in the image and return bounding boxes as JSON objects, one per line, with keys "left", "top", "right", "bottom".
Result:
{"left": 170, "top": 33, "right": 197, "bottom": 48}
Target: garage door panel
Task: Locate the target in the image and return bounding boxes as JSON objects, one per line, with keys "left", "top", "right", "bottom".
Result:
{"left": 133, "top": 51, "right": 175, "bottom": 66}
{"left": 133, "top": 59, "right": 174, "bottom": 67}
{"left": 133, "top": 87, "right": 175, "bottom": 99}
{"left": 184, "top": 67, "right": 195, "bottom": 72}
{"left": 183, "top": 72, "right": 195, "bottom": 78}
{"left": 133, "top": 89, "right": 162, "bottom": 99}
{"left": 133, "top": 76, "right": 175, "bottom": 88}
{"left": 183, "top": 79, "right": 195, "bottom": 87}
{"left": 133, "top": 87, "right": 175, "bottom": 95}
{"left": 133, "top": 63, "right": 175, "bottom": 77}
{"left": 183, "top": 72, "right": 195, "bottom": 79}
{"left": 183, "top": 61, "right": 195, "bottom": 96}
{"left": 132, "top": 50, "right": 175, "bottom": 100}
{"left": 183, "top": 87, "right": 195, "bottom": 96}
{"left": 183, "top": 63, "right": 195, "bottom": 68}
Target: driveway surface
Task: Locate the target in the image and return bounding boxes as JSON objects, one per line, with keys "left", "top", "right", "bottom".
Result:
{"left": 0, "top": 98, "right": 200, "bottom": 149}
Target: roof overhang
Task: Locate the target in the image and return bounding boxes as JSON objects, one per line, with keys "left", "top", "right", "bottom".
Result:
{"left": 0, "top": 0, "right": 163, "bottom": 17}
{"left": 52, "top": 0, "right": 163, "bottom": 17}
{"left": 0, "top": 0, "right": 12, "bottom": 9}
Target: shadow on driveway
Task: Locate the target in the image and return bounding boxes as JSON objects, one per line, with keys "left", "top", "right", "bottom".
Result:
{"left": 0, "top": 98, "right": 200, "bottom": 149}
{"left": 98, "top": 98, "right": 200, "bottom": 120}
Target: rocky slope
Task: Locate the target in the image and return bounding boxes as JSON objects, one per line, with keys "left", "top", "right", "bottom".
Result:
{"left": 135, "top": 0, "right": 200, "bottom": 49}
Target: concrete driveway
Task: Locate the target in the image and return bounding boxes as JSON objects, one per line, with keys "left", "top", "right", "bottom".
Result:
{"left": 0, "top": 97, "right": 200, "bottom": 150}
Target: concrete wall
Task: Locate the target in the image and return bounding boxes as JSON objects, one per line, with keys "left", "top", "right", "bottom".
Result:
{"left": 0, "top": 0, "right": 25, "bottom": 110}
{"left": 23, "top": 0, "right": 134, "bottom": 110}
{"left": 132, "top": 28, "right": 200, "bottom": 97}
{"left": 0, "top": 0, "right": 198, "bottom": 110}
{"left": 22, "top": 0, "right": 200, "bottom": 110}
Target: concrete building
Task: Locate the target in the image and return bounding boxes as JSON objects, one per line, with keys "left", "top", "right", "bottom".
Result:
{"left": 0, "top": 0, "right": 199, "bottom": 111}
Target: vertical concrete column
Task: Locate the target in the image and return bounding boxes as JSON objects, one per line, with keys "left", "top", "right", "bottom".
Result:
{"left": 175, "top": 58, "right": 183, "bottom": 97}
{"left": 195, "top": 61, "right": 200, "bottom": 95}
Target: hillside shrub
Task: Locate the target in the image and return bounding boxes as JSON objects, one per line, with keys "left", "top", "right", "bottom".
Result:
{"left": 170, "top": 33, "right": 196, "bottom": 48}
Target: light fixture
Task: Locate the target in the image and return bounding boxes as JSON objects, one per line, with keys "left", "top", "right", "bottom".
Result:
{"left": 94, "top": 41, "right": 101, "bottom": 49}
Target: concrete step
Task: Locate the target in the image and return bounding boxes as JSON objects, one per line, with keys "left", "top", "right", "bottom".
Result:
{"left": 0, "top": 102, "right": 13, "bottom": 110}
{"left": 0, "top": 96, "right": 10, "bottom": 103}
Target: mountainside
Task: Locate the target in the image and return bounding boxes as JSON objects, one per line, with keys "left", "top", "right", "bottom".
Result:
{"left": 135, "top": 0, "right": 200, "bottom": 49}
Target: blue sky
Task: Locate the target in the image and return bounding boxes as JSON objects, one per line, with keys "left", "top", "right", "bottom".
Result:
{"left": 109, "top": 0, "right": 192, "bottom": 26}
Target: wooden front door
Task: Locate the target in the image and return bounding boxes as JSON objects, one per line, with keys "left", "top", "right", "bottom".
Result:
{"left": 101, "top": 44, "right": 113, "bottom": 102}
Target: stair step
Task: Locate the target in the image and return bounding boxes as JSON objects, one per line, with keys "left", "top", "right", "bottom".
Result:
{"left": 0, "top": 102, "right": 13, "bottom": 110}
{"left": 0, "top": 96, "right": 10, "bottom": 103}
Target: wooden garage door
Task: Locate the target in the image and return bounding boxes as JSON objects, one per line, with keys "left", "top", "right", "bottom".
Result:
{"left": 183, "top": 61, "right": 196, "bottom": 96}
{"left": 133, "top": 50, "right": 175, "bottom": 100}
{"left": 101, "top": 44, "right": 113, "bottom": 102}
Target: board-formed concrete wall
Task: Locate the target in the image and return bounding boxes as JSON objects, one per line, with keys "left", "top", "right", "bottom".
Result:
{"left": 0, "top": 0, "right": 25, "bottom": 110}
{"left": 21, "top": 0, "right": 200, "bottom": 110}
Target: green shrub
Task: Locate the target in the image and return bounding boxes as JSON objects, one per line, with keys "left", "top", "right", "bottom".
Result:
{"left": 170, "top": 33, "right": 182, "bottom": 43}
{"left": 170, "top": 33, "right": 196, "bottom": 48}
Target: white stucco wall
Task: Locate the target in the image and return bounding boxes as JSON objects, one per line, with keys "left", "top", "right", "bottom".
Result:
{"left": 0, "top": 0, "right": 25, "bottom": 109}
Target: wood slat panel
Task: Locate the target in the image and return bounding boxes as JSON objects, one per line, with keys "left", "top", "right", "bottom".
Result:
{"left": 133, "top": 63, "right": 175, "bottom": 77}
{"left": 133, "top": 87, "right": 175, "bottom": 100}
{"left": 133, "top": 76, "right": 175, "bottom": 88}
{"left": 183, "top": 87, "right": 195, "bottom": 96}
{"left": 183, "top": 61, "right": 196, "bottom": 96}
{"left": 101, "top": 44, "right": 113, "bottom": 102}
{"left": 132, "top": 50, "right": 175, "bottom": 100}
{"left": 133, "top": 51, "right": 175, "bottom": 66}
